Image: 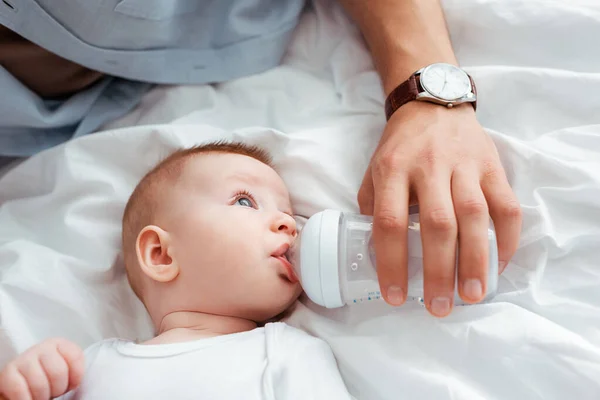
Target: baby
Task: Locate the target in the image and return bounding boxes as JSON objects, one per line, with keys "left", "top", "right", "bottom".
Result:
{"left": 0, "top": 141, "right": 351, "bottom": 400}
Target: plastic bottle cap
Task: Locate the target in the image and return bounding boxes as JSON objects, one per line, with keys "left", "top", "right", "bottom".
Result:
{"left": 298, "top": 210, "right": 344, "bottom": 308}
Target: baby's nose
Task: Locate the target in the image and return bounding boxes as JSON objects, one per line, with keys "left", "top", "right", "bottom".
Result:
{"left": 273, "top": 213, "right": 297, "bottom": 237}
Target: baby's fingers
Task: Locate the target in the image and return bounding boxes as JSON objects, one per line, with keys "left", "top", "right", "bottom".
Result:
{"left": 0, "top": 365, "right": 32, "bottom": 400}
{"left": 55, "top": 340, "right": 85, "bottom": 391}
{"left": 18, "top": 360, "right": 49, "bottom": 400}
{"left": 39, "top": 351, "right": 69, "bottom": 399}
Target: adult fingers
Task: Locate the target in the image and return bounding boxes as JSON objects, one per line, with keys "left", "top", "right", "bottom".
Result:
{"left": 358, "top": 165, "right": 375, "bottom": 216}
{"left": 481, "top": 162, "right": 522, "bottom": 274}
{"left": 416, "top": 170, "right": 458, "bottom": 317}
{"left": 452, "top": 167, "right": 490, "bottom": 303}
{"left": 371, "top": 155, "right": 410, "bottom": 306}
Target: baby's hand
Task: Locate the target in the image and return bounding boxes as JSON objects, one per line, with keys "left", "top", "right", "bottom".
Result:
{"left": 0, "top": 338, "right": 84, "bottom": 400}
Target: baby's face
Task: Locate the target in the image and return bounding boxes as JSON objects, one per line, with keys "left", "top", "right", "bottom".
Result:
{"left": 163, "top": 153, "right": 301, "bottom": 322}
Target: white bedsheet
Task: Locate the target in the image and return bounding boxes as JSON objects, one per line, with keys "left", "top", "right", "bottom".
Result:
{"left": 2, "top": 0, "right": 600, "bottom": 399}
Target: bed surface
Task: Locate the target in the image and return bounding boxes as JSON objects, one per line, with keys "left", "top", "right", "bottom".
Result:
{"left": 1, "top": 1, "right": 600, "bottom": 399}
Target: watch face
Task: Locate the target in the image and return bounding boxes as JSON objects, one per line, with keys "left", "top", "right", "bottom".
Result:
{"left": 420, "top": 63, "right": 472, "bottom": 101}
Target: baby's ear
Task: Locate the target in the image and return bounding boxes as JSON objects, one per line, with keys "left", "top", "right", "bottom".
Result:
{"left": 136, "top": 225, "right": 179, "bottom": 283}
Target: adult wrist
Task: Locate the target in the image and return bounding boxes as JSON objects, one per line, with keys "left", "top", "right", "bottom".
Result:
{"left": 384, "top": 63, "right": 477, "bottom": 121}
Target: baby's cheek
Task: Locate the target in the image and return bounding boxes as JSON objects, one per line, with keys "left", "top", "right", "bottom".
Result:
{"left": 273, "top": 283, "right": 302, "bottom": 316}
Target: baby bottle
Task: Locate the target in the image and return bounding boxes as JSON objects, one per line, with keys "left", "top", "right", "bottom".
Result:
{"left": 290, "top": 209, "right": 499, "bottom": 308}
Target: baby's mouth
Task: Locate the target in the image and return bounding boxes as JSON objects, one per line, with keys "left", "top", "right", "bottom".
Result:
{"left": 271, "top": 242, "right": 300, "bottom": 283}
{"left": 285, "top": 245, "right": 301, "bottom": 283}
{"left": 273, "top": 256, "right": 298, "bottom": 284}
{"left": 284, "top": 247, "right": 293, "bottom": 265}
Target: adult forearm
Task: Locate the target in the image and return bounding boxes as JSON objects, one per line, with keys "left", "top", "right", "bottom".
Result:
{"left": 338, "top": 0, "right": 457, "bottom": 95}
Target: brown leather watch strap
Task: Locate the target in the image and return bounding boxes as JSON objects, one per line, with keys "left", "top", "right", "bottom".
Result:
{"left": 385, "top": 73, "right": 477, "bottom": 121}
{"left": 384, "top": 75, "right": 420, "bottom": 121}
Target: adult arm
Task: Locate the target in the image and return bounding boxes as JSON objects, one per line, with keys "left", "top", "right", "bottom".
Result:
{"left": 337, "top": 0, "right": 522, "bottom": 317}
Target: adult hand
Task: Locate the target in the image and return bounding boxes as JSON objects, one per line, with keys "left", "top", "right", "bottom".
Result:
{"left": 358, "top": 101, "right": 521, "bottom": 317}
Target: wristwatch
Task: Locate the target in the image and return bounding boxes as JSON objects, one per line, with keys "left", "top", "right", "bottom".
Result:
{"left": 384, "top": 63, "right": 477, "bottom": 121}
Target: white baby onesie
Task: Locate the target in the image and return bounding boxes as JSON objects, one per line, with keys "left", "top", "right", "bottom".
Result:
{"left": 59, "top": 322, "right": 351, "bottom": 400}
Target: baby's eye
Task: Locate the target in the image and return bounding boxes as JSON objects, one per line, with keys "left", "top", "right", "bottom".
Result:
{"left": 235, "top": 197, "right": 254, "bottom": 208}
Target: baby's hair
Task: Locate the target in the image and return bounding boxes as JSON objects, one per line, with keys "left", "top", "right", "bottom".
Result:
{"left": 122, "top": 141, "right": 273, "bottom": 298}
